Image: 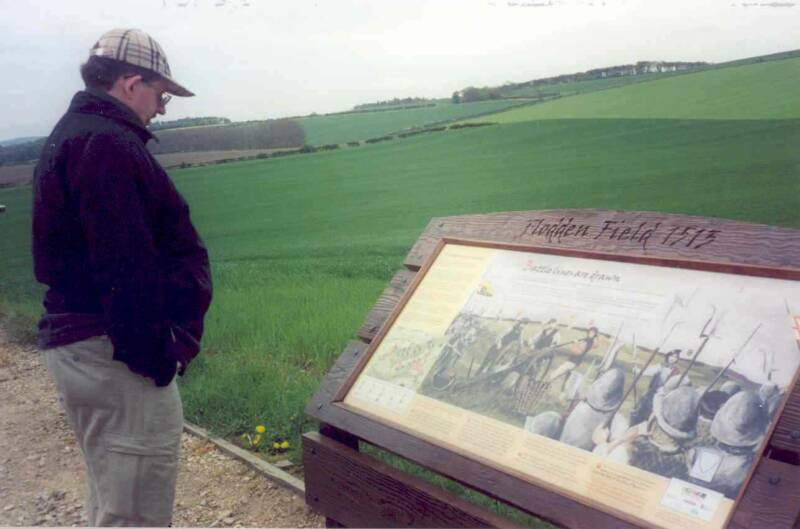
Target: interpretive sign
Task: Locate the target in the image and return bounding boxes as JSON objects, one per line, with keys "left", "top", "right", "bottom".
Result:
{"left": 304, "top": 210, "right": 800, "bottom": 529}
{"left": 340, "top": 239, "right": 800, "bottom": 529}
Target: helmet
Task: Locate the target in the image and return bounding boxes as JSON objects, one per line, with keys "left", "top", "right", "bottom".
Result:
{"left": 720, "top": 381, "right": 741, "bottom": 397}
{"left": 586, "top": 368, "right": 625, "bottom": 413}
{"left": 525, "top": 411, "right": 562, "bottom": 439}
{"left": 758, "top": 382, "right": 778, "bottom": 402}
{"left": 710, "top": 391, "right": 768, "bottom": 448}
{"left": 653, "top": 386, "right": 699, "bottom": 440}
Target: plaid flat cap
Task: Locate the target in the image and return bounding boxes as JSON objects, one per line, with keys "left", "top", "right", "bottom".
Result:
{"left": 91, "top": 28, "right": 194, "bottom": 97}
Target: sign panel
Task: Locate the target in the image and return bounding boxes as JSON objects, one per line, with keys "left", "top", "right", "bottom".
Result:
{"left": 342, "top": 240, "right": 800, "bottom": 529}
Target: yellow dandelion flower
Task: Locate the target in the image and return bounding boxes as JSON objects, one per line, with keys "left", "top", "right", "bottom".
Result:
{"left": 272, "top": 441, "right": 281, "bottom": 450}
{"left": 255, "top": 425, "right": 266, "bottom": 434}
{"left": 280, "top": 440, "right": 289, "bottom": 450}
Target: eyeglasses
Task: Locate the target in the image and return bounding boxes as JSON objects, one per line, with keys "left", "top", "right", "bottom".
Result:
{"left": 124, "top": 75, "right": 171, "bottom": 107}
{"left": 145, "top": 82, "right": 171, "bottom": 107}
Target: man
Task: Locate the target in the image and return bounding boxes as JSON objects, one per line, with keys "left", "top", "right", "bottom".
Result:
{"left": 559, "top": 367, "right": 625, "bottom": 451}
{"left": 33, "top": 29, "right": 211, "bottom": 526}
{"left": 510, "top": 318, "right": 561, "bottom": 411}
{"left": 629, "top": 348, "right": 681, "bottom": 426}
{"left": 429, "top": 314, "right": 482, "bottom": 391}
{"left": 687, "top": 391, "right": 768, "bottom": 499}
{"left": 547, "top": 325, "right": 600, "bottom": 394}
{"left": 597, "top": 384, "right": 699, "bottom": 479}
{"left": 476, "top": 320, "right": 525, "bottom": 375}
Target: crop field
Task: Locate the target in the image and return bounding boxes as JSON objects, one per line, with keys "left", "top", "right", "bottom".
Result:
{"left": 0, "top": 149, "right": 299, "bottom": 187}
{"left": 481, "top": 56, "right": 800, "bottom": 122}
{"left": 298, "top": 99, "right": 527, "bottom": 146}
{"left": 0, "top": 163, "right": 35, "bottom": 187}
{"left": 504, "top": 69, "right": 692, "bottom": 98}
{"left": 1, "top": 51, "right": 798, "bottom": 473}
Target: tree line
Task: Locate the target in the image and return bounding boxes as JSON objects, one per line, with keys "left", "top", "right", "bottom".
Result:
{"left": 149, "top": 116, "right": 231, "bottom": 131}
{"left": 451, "top": 60, "right": 709, "bottom": 103}
{"left": 353, "top": 97, "right": 436, "bottom": 110}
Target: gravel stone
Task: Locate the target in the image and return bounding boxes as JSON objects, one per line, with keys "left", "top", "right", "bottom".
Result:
{"left": 0, "top": 327, "right": 323, "bottom": 528}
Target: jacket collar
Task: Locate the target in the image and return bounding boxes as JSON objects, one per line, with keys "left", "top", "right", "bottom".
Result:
{"left": 69, "top": 88, "right": 158, "bottom": 144}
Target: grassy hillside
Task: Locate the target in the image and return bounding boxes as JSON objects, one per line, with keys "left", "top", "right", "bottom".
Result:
{"left": 3, "top": 117, "right": 799, "bottom": 441}
{"left": 298, "top": 99, "right": 526, "bottom": 145}
{"left": 481, "top": 56, "right": 800, "bottom": 122}
{"left": 2, "top": 50, "right": 799, "bottom": 506}
{"left": 505, "top": 70, "right": 690, "bottom": 98}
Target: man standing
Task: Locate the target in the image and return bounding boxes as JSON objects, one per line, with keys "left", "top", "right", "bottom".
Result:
{"left": 629, "top": 349, "right": 681, "bottom": 426}
{"left": 476, "top": 320, "right": 525, "bottom": 375}
{"left": 597, "top": 385, "right": 699, "bottom": 480}
{"left": 32, "top": 29, "right": 212, "bottom": 526}
{"left": 511, "top": 318, "right": 561, "bottom": 412}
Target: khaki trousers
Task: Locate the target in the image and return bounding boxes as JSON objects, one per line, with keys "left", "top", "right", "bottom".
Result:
{"left": 43, "top": 335, "right": 182, "bottom": 527}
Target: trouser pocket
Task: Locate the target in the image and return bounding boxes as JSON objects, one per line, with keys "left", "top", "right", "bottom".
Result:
{"left": 97, "top": 434, "right": 180, "bottom": 526}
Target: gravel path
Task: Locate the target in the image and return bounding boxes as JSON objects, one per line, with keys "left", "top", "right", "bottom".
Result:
{"left": 0, "top": 328, "right": 323, "bottom": 527}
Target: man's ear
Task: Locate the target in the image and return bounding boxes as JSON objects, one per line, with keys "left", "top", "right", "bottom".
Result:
{"left": 120, "top": 74, "right": 142, "bottom": 99}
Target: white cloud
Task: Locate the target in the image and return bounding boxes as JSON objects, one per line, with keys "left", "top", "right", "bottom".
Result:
{"left": 1, "top": 0, "right": 798, "bottom": 139}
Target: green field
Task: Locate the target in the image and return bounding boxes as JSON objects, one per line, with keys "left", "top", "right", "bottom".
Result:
{"left": 504, "top": 70, "right": 691, "bottom": 98}
{"left": 1, "top": 49, "right": 799, "bottom": 497}
{"left": 298, "top": 99, "right": 526, "bottom": 145}
{"left": 481, "top": 56, "right": 800, "bottom": 122}
{"left": 3, "top": 116, "right": 799, "bottom": 437}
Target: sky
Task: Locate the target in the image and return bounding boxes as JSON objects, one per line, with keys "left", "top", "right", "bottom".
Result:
{"left": 1, "top": 0, "right": 799, "bottom": 141}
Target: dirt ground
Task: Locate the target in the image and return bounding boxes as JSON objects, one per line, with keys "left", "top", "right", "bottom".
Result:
{"left": 0, "top": 327, "right": 323, "bottom": 527}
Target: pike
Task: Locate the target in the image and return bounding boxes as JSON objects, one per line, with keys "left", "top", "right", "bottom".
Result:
{"left": 701, "top": 323, "right": 762, "bottom": 399}
{"left": 631, "top": 333, "right": 639, "bottom": 406}
{"left": 563, "top": 357, "right": 601, "bottom": 417}
{"left": 596, "top": 322, "right": 624, "bottom": 378}
{"left": 600, "top": 320, "right": 685, "bottom": 430}
{"left": 675, "top": 306, "right": 723, "bottom": 387}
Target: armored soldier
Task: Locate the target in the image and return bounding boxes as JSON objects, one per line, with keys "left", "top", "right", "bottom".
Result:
{"left": 629, "top": 349, "right": 681, "bottom": 426}
{"left": 600, "top": 386, "right": 698, "bottom": 478}
{"left": 559, "top": 368, "right": 625, "bottom": 451}
{"left": 524, "top": 410, "right": 563, "bottom": 440}
{"left": 476, "top": 320, "right": 525, "bottom": 376}
{"left": 688, "top": 391, "right": 768, "bottom": 499}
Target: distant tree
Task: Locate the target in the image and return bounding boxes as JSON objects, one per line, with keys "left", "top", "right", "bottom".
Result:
{"left": 0, "top": 138, "right": 46, "bottom": 165}
{"left": 460, "top": 86, "right": 503, "bottom": 103}
{"left": 451, "top": 91, "right": 461, "bottom": 104}
{"left": 149, "top": 116, "right": 231, "bottom": 131}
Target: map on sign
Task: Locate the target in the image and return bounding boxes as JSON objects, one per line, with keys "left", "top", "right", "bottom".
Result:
{"left": 343, "top": 240, "right": 800, "bottom": 529}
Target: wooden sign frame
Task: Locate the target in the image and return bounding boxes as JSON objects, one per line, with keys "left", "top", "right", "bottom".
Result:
{"left": 304, "top": 209, "right": 800, "bottom": 529}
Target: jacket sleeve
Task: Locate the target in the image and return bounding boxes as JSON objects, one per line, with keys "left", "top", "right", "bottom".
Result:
{"left": 157, "top": 175, "right": 213, "bottom": 372}
{"left": 74, "top": 133, "right": 175, "bottom": 385}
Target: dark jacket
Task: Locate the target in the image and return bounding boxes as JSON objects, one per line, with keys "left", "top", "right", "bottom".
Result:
{"left": 32, "top": 88, "right": 212, "bottom": 386}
